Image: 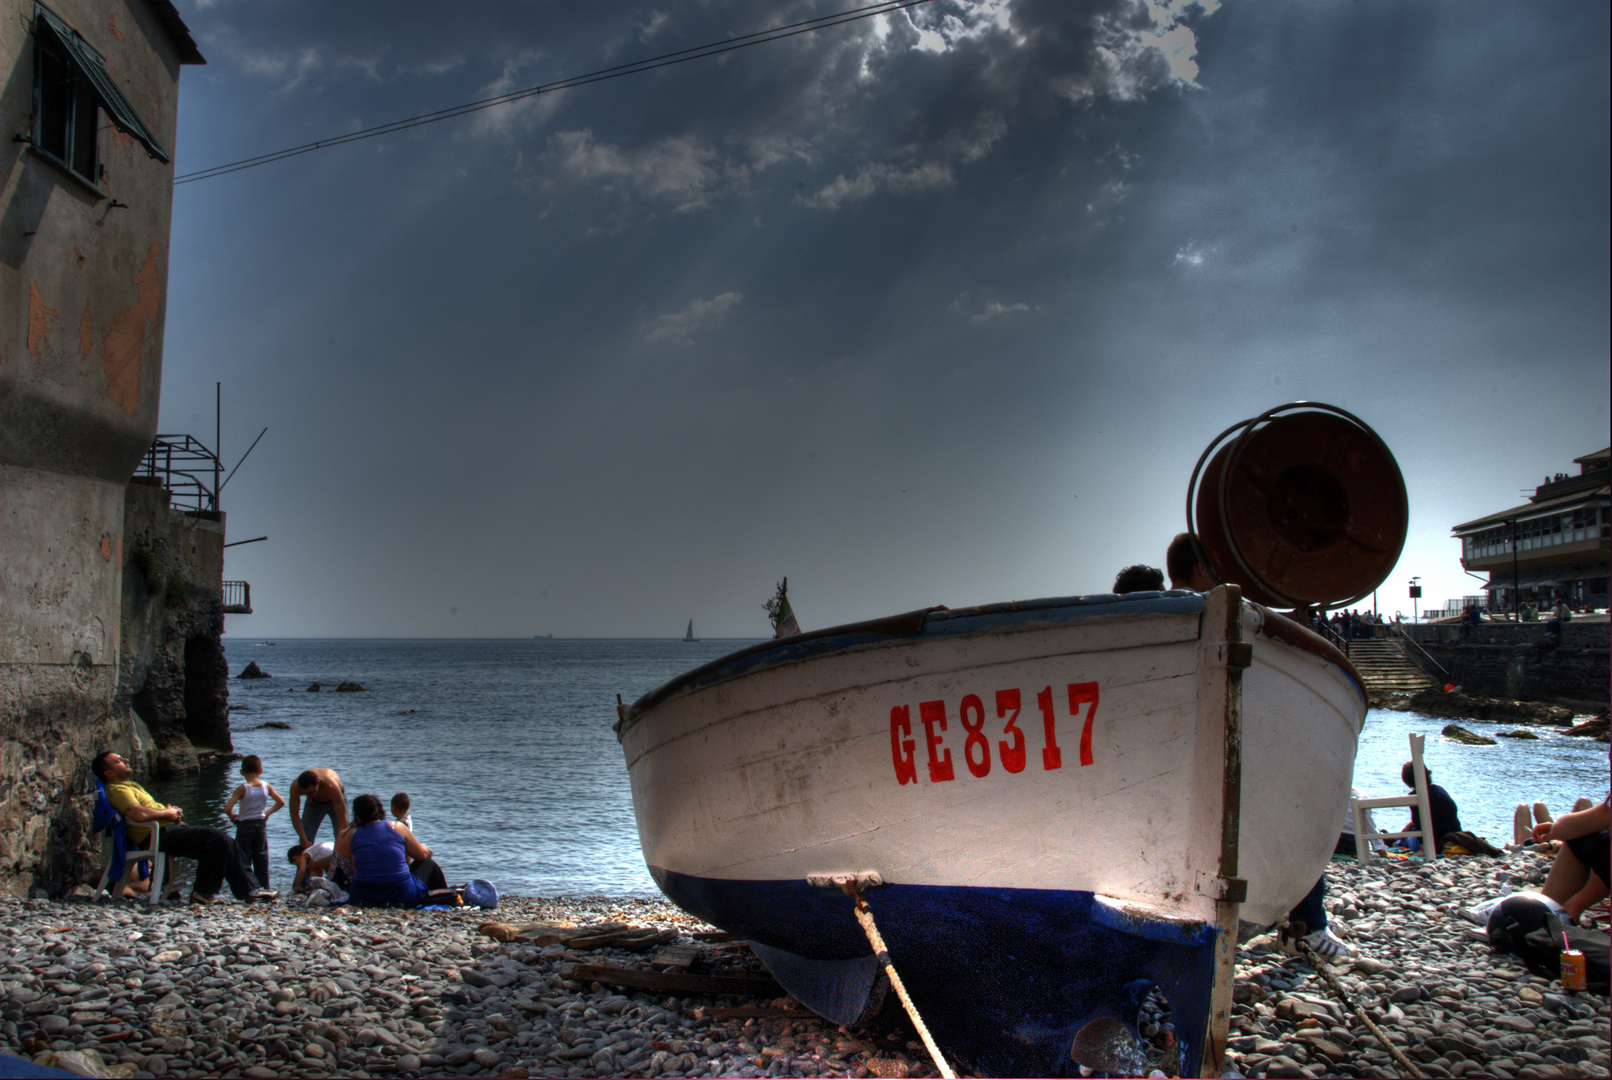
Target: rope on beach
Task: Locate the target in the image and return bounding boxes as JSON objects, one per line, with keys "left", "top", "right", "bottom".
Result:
{"left": 1290, "top": 934, "right": 1426, "bottom": 1079}
{"left": 842, "top": 881, "right": 956, "bottom": 1079}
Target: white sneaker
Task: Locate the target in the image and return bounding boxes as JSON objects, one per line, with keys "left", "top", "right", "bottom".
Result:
{"left": 1303, "top": 928, "right": 1356, "bottom": 959}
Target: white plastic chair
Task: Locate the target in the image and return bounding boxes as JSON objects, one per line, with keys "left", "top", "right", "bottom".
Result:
{"left": 92, "top": 781, "right": 166, "bottom": 905}
{"left": 1351, "top": 732, "right": 1437, "bottom": 861}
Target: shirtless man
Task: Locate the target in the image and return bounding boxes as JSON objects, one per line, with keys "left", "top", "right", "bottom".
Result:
{"left": 289, "top": 768, "right": 348, "bottom": 847}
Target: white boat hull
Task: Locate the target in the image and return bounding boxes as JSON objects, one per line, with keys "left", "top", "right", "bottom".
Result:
{"left": 618, "top": 588, "right": 1364, "bottom": 1076}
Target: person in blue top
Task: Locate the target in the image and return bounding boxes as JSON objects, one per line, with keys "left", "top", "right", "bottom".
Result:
{"left": 336, "top": 793, "right": 449, "bottom": 907}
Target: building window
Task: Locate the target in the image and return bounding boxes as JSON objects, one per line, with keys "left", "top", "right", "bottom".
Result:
{"left": 30, "top": 5, "right": 172, "bottom": 173}
{"left": 33, "top": 23, "right": 99, "bottom": 182}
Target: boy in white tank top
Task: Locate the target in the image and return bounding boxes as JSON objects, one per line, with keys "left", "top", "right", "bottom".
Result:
{"left": 225, "top": 755, "right": 286, "bottom": 892}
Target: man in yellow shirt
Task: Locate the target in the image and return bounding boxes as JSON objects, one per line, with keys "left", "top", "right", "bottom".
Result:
{"left": 93, "top": 751, "right": 276, "bottom": 904}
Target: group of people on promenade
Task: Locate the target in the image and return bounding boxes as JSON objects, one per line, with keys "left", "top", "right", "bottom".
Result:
{"left": 94, "top": 752, "right": 461, "bottom": 909}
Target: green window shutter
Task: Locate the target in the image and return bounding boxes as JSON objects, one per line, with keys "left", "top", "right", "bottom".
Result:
{"left": 35, "top": 5, "right": 171, "bottom": 165}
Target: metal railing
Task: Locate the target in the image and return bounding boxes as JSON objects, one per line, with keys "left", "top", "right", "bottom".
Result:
{"left": 1384, "top": 623, "right": 1449, "bottom": 679}
{"left": 136, "top": 434, "right": 220, "bottom": 514}
{"left": 1315, "top": 620, "right": 1349, "bottom": 655}
{"left": 221, "top": 581, "right": 251, "bottom": 614}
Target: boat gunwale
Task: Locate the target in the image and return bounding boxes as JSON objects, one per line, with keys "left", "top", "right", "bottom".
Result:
{"left": 621, "top": 590, "right": 1368, "bottom": 736}
{"left": 620, "top": 591, "right": 1208, "bottom": 731}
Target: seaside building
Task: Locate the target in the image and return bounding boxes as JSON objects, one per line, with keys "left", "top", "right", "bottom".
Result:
{"left": 1452, "top": 448, "right": 1611, "bottom": 614}
{"left": 1, "top": 1, "right": 207, "bottom": 896}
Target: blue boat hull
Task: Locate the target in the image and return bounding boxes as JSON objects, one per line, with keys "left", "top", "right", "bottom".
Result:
{"left": 653, "top": 866, "right": 1219, "bottom": 1078}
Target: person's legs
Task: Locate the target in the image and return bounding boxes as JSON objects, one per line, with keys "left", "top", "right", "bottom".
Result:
{"left": 1565, "top": 872, "right": 1610, "bottom": 921}
{"left": 302, "top": 799, "right": 331, "bottom": 843}
{"left": 1515, "top": 805, "right": 1533, "bottom": 846}
{"left": 1542, "top": 842, "right": 1592, "bottom": 909}
{"left": 1562, "top": 831, "right": 1611, "bottom": 920}
{"left": 1288, "top": 877, "right": 1326, "bottom": 935}
{"left": 1572, "top": 797, "right": 1595, "bottom": 813}
{"left": 1286, "top": 873, "right": 1354, "bottom": 958}
{"left": 237, "top": 820, "right": 269, "bottom": 890}
{"left": 164, "top": 826, "right": 261, "bottom": 900}
{"left": 157, "top": 826, "right": 226, "bottom": 898}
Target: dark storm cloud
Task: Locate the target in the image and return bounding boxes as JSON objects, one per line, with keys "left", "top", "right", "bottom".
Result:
{"left": 162, "top": 1, "right": 1607, "bottom": 637}
{"left": 185, "top": 1, "right": 1197, "bottom": 217}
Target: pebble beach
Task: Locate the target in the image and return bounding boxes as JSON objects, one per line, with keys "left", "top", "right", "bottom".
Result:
{"left": 3, "top": 847, "right": 1607, "bottom": 1080}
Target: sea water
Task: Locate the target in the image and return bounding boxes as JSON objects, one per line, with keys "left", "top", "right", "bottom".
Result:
{"left": 153, "top": 638, "right": 1608, "bottom": 895}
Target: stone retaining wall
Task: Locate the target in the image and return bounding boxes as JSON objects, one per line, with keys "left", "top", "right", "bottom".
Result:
{"left": 1401, "top": 621, "right": 1609, "bottom": 705}
{"left": 118, "top": 481, "right": 232, "bottom": 778}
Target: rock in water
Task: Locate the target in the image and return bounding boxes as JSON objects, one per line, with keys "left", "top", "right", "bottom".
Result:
{"left": 307, "top": 682, "right": 321, "bottom": 692}
{"left": 1442, "top": 723, "right": 1496, "bottom": 745}
{"left": 238, "top": 661, "right": 270, "bottom": 679}
{"left": 1496, "top": 729, "right": 1538, "bottom": 739}
{"left": 1565, "top": 715, "right": 1610, "bottom": 738}
{"left": 335, "top": 681, "right": 367, "bottom": 692}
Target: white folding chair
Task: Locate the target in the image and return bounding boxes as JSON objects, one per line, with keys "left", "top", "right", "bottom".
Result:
{"left": 1351, "top": 732, "right": 1437, "bottom": 861}
{"left": 93, "top": 783, "right": 167, "bottom": 905}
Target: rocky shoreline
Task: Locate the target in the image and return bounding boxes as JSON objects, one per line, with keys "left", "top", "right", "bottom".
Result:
{"left": 1369, "top": 688, "right": 1608, "bottom": 734}
{"left": 2, "top": 849, "right": 1606, "bottom": 1079}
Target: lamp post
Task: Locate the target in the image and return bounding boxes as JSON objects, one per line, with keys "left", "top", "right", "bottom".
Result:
{"left": 1508, "top": 516, "right": 1520, "bottom": 623}
{"left": 1409, "top": 577, "right": 1421, "bottom": 623}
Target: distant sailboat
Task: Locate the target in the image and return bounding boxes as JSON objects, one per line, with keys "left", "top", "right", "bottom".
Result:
{"left": 684, "top": 619, "right": 698, "bottom": 642}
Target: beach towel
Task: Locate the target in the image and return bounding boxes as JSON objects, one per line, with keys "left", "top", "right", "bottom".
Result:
{"left": 1442, "top": 830, "right": 1503, "bottom": 857}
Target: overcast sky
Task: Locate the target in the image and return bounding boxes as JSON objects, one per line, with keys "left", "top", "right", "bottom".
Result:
{"left": 158, "top": 0, "right": 1610, "bottom": 638}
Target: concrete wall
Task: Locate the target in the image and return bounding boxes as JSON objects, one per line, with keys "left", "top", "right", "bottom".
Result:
{"left": 1401, "top": 621, "right": 1610, "bottom": 707}
{"left": 119, "top": 479, "right": 231, "bottom": 777}
{"left": 0, "top": 0, "right": 187, "bottom": 896}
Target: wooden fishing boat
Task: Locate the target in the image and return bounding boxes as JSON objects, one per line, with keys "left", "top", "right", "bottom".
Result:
{"left": 615, "top": 405, "right": 1404, "bottom": 1077}
{"left": 618, "top": 586, "right": 1364, "bottom": 1076}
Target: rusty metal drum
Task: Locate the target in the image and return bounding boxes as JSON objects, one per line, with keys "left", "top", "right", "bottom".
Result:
{"left": 1189, "top": 403, "right": 1407, "bottom": 609}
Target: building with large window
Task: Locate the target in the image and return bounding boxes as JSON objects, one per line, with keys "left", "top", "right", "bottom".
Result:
{"left": 1453, "top": 448, "right": 1611, "bottom": 613}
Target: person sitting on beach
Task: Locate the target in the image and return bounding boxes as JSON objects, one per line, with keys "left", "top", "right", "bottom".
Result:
{"left": 1339, "top": 787, "right": 1383, "bottom": 856}
{"left": 336, "top": 794, "right": 452, "bottom": 907}
{"left": 1513, "top": 798, "right": 1595, "bottom": 848}
{"left": 1113, "top": 565, "right": 1165, "bottom": 594}
{"left": 1535, "top": 794, "right": 1610, "bottom": 923}
{"left": 93, "top": 751, "right": 277, "bottom": 904}
{"left": 289, "top": 767, "right": 348, "bottom": 848}
{"left": 1165, "top": 533, "right": 1215, "bottom": 592}
{"left": 391, "top": 792, "right": 413, "bottom": 834}
{"left": 1400, "top": 761, "right": 1462, "bottom": 852}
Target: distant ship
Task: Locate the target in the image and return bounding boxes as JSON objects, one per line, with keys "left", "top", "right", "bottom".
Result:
{"left": 684, "top": 619, "right": 698, "bottom": 642}
{"left": 532, "top": 634, "right": 554, "bottom": 640}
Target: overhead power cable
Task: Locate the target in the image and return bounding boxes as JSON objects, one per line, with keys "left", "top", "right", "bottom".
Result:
{"left": 175, "top": 0, "right": 934, "bottom": 184}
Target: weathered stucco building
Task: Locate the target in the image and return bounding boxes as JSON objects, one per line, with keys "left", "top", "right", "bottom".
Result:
{"left": 1, "top": 1, "right": 202, "bottom": 896}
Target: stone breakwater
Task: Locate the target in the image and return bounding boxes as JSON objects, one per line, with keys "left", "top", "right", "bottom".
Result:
{"left": 0, "top": 853, "right": 1606, "bottom": 1080}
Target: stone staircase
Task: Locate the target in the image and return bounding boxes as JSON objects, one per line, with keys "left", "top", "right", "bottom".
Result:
{"left": 1344, "top": 638, "right": 1437, "bottom": 693}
